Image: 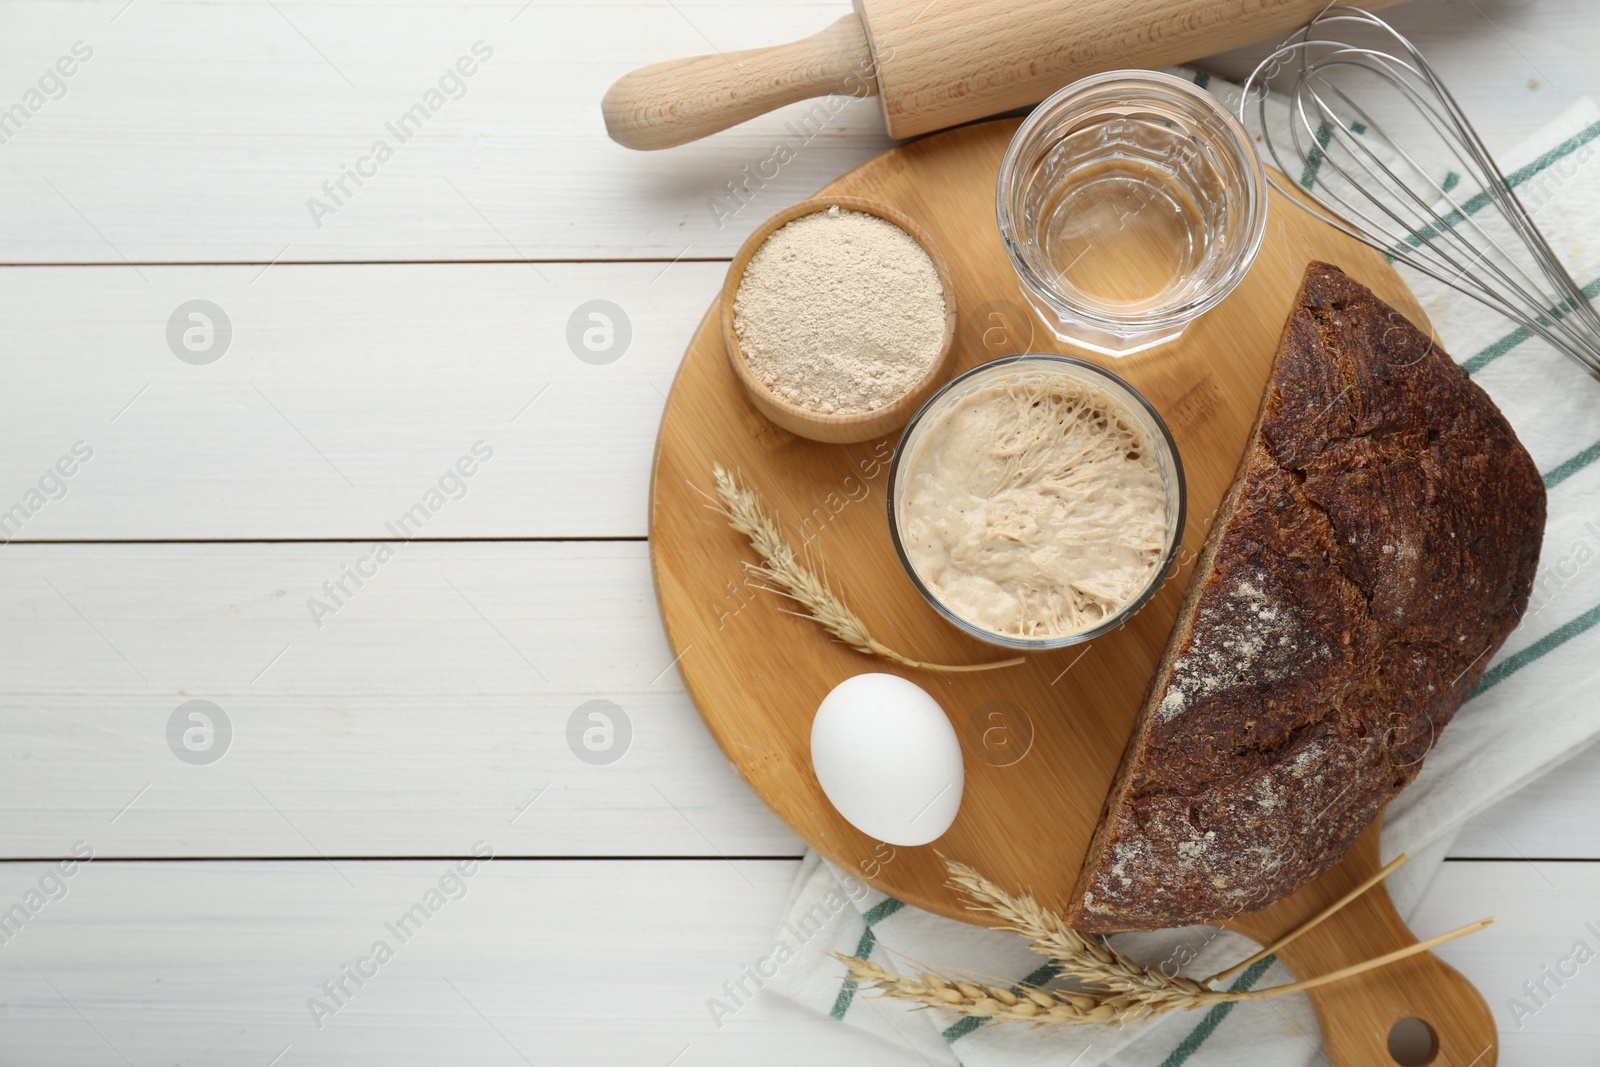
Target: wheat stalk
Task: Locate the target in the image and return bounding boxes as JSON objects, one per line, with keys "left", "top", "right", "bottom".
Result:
{"left": 834, "top": 956, "right": 1213, "bottom": 1028}
{"left": 944, "top": 860, "right": 1212, "bottom": 1001}
{"left": 710, "top": 465, "right": 1022, "bottom": 673}
{"left": 837, "top": 855, "right": 1492, "bottom": 1029}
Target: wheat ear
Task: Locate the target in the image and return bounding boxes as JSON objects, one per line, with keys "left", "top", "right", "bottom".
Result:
{"left": 711, "top": 465, "right": 1022, "bottom": 673}
{"left": 944, "top": 859, "right": 1212, "bottom": 1001}
{"left": 832, "top": 956, "right": 1219, "bottom": 1027}
{"left": 838, "top": 856, "right": 1492, "bottom": 1029}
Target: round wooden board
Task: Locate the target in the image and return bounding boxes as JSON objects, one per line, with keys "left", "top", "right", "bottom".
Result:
{"left": 650, "top": 118, "right": 1496, "bottom": 1064}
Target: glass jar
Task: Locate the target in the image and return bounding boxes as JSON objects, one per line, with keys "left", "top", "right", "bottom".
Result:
{"left": 997, "top": 71, "right": 1267, "bottom": 355}
{"left": 887, "top": 354, "right": 1186, "bottom": 651}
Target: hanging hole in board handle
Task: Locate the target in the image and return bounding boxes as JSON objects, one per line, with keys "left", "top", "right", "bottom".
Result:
{"left": 1387, "top": 1017, "right": 1439, "bottom": 1066}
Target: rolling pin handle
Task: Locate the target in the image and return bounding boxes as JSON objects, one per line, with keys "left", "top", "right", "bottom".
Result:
{"left": 602, "top": 15, "right": 878, "bottom": 151}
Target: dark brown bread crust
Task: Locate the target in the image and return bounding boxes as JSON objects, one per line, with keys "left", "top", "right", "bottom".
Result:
{"left": 1066, "top": 263, "right": 1546, "bottom": 933}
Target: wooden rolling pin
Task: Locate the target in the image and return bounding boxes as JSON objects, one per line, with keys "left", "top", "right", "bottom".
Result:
{"left": 604, "top": 0, "right": 1401, "bottom": 150}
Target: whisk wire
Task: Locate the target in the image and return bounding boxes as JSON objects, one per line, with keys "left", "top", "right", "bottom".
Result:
{"left": 1308, "top": 73, "right": 1574, "bottom": 341}
{"left": 1302, "top": 61, "right": 1569, "bottom": 332}
{"left": 1279, "top": 76, "right": 1546, "bottom": 334}
{"left": 1242, "top": 5, "right": 1600, "bottom": 379}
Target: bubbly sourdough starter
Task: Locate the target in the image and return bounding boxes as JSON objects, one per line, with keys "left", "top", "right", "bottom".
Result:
{"left": 898, "top": 371, "right": 1169, "bottom": 638}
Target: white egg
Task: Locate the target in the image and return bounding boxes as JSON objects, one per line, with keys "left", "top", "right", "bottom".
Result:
{"left": 810, "top": 673, "right": 964, "bottom": 847}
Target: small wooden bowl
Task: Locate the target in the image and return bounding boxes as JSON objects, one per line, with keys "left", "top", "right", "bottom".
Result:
{"left": 719, "top": 196, "right": 958, "bottom": 445}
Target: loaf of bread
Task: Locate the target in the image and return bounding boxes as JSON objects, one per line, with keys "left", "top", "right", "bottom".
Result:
{"left": 1067, "top": 262, "right": 1546, "bottom": 933}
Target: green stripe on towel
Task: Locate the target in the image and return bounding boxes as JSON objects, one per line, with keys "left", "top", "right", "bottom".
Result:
{"left": 1299, "top": 122, "right": 1335, "bottom": 190}
{"left": 1453, "top": 443, "right": 1600, "bottom": 699}
{"left": 829, "top": 925, "right": 877, "bottom": 1020}
{"left": 939, "top": 1013, "right": 986, "bottom": 1045}
{"left": 829, "top": 897, "right": 905, "bottom": 1020}
{"left": 862, "top": 897, "right": 906, "bottom": 927}
{"left": 1471, "top": 600, "right": 1600, "bottom": 698}
{"left": 1460, "top": 274, "right": 1600, "bottom": 376}
{"left": 1158, "top": 955, "right": 1279, "bottom": 1067}
{"left": 1543, "top": 437, "right": 1600, "bottom": 491}
{"left": 1398, "top": 119, "right": 1600, "bottom": 251}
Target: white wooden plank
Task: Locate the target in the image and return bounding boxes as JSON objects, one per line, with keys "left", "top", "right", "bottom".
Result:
{"left": 8, "top": 255, "right": 1600, "bottom": 544}
{"left": 0, "top": 858, "right": 926, "bottom": 1067}
{"left": 0, "top": 0, "right": 893, "bottom": 263}
{"left": 0, "top": 541, "right": 803, "bottom": 858}
{"left": 1419, "top": 859, "right": 1600, "bottom": 1063}
{"left": 0, "top": 856, "right": 1588, "bottom": 1065}
{"left": 0, "top": 540, "right": 1594, "bottom": 859}
{"left": 4, "top": 1, "right": 1599, "bottom": 263}
{"left": 0, "top": 262, "right": 717, "bottom": 540}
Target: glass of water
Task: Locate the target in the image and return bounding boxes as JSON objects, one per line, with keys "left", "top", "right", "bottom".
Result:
{"left": 996, "top": 70, "right": 1267, "bottom": 356}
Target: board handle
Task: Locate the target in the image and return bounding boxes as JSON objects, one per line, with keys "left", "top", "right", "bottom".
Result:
{"left": 602, "top": 15, "right": 877, "bottom": 150}
{"left": 1248, "top": 828, "right": 1498, "bottom": 1066}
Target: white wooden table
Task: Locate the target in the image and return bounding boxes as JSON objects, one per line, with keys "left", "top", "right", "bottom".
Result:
{"left": 2, "top": 2, "right": 1598, "bottom": 1063}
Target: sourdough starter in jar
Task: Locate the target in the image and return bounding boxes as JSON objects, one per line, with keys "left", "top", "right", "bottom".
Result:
{"left": 897, "top": 370, "right": 1169, "bottom": 639}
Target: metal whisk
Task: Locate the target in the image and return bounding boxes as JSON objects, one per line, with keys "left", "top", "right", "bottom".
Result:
{"left": 1241, "top": 5, "right": 1600, "bottom": 380}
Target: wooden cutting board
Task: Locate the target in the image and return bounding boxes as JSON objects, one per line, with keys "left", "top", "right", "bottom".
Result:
{"left": 650, "top": 117, "right": 1496, "bottom": 1065}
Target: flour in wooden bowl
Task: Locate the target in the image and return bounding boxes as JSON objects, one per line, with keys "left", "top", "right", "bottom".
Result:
{"left": 896, "top": 369, "right": 1170, "bottom": 640}
{"left": 733, "top": 206, "right": 947, "bottom": 415}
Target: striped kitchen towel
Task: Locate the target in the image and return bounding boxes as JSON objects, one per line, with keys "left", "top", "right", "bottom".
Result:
{"left": 763, "top": 75, "right": 1600, "bottom": 1066}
